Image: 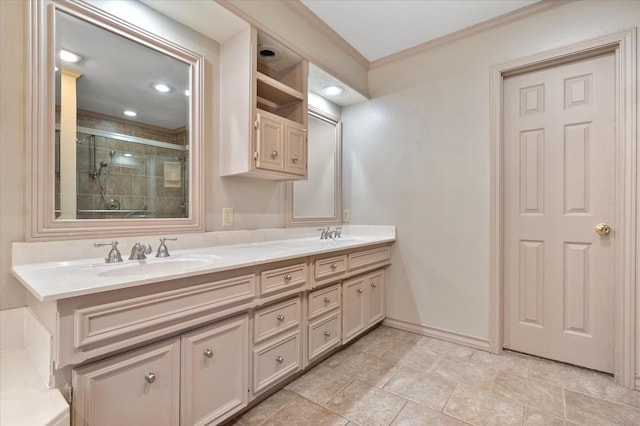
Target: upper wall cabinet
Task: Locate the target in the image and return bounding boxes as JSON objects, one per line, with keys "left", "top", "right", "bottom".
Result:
{"left": 220, "top": 27, "right": 308, "bottom": 180}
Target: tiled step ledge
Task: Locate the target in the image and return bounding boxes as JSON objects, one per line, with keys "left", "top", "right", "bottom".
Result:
{"left": 0, "top": 308, "right": 69, "bottom": 426}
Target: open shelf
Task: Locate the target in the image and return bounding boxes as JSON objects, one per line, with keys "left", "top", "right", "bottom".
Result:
{"left": 256, "top": 72, "right": 304, "bottom": 105}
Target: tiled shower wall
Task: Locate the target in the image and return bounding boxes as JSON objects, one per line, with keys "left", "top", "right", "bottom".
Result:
{"left": 56, "top": 111, "right": 188, "bottom": 219}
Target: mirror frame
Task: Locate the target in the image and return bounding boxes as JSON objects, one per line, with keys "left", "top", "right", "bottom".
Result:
{"left": 27, "top": 0, "right": 204, "bottom": 240}
{"left": 286, "top": 105, "right": 342, "bottom": 227}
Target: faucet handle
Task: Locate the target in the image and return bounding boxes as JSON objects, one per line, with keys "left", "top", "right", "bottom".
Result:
{"left": 156, "top": 237, "right": 177, "bottom": 258}
{"left": 335, "top": 227, "right": 342, "bottom": 238}
{"left": 94, "top": 241, "right": 123, "bottom": 263}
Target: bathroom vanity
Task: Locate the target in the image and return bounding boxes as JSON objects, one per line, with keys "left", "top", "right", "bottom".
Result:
{"left": 12, "top": 227, "right": 394, "bottom": 425}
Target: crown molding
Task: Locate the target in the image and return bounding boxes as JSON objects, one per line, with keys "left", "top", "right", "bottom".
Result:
{"left": 284, "top": 1, "right": 370, "bottom": 70}
{"left": 370, "top": 0, "right": 573, "bottom": 69}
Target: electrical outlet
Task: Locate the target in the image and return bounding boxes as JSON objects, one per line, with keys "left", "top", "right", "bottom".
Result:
{"left": 222, "top": 208, "right": 234, "bottom": 227}
{"left": 342, "top": 209, "right": 351, "bottom": 223}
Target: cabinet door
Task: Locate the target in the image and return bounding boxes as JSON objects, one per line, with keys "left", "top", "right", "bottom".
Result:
{"left": 367, "top": 270, "right": 386, "bottom": 326}
{"left": 181, "top": 315, "right": 249, "bottom": 426}
{"left": 72, "top": 338, "right": 179, "bottom": 426}
{"left": 342, "top": 276, "right": 367, "bottom": 344}
{"left": 284, "top": 124, "right": 307, "bottom": 176}
{"left": 256, "top": 112, "right": 284, "bottom": 172}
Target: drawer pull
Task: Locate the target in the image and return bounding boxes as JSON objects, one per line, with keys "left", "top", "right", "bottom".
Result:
{"left": 276, "top": 355, "right": 284, "bottom": 364}
{"left": 357, "top": 288, "right": 363, "bottom": 294}
{"left": 324, "top": 330, "right": 331, "bottom": 337}
{"left": 204, "top": 349, "right": 214, "bottom": 358}
{"left": 371, "top": 282, "right": 377, "bottom": 288}
{"left": 330, "top": 263, "right": 338, "bottom": 270}
{"left": 144, "top": 372, "right": 156, "bottom": 384}
{"left": 283, "top": 273, "right": 292, "bottom": 282}
{"left": 323, "top": 297, "right": 331, "bottom": 304}
{"left": 291, "top": 154, "right": 299, "bottom": 163}
{"left": 271, "top": 150, "right": 279, "bottom": 159}
{"left": 277, "top": 314, "right": 285, "bottom": 322}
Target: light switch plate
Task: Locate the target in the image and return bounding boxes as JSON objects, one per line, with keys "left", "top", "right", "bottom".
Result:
{"left": 222, "top": 208, "right": 234, "bottom": 227}
{"left": 342, "top": 209, "right": 351, "bottom": 223}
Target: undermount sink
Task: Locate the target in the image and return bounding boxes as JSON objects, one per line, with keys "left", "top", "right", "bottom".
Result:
{"left": 72, "top": 255, "right": 220, "bottom": 278}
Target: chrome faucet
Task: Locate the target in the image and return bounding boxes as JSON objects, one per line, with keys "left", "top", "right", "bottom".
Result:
{"left": 318, "top": 226, "right": 342, "bottom": 240}
{"left": 94, "top": 241, "right": 123, "bottom": 263}
{"left": 129, "top": 242, "right": 152, "bottom": 260}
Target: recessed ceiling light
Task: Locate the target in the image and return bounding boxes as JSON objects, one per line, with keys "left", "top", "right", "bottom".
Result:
{"left": 123, "top": 110, "right": 137, "bottom": 117}
{"left": 59, "top": 49, "right": 83, "bottom": 63}
{"left": 322, "top": 85, "right": 344, "bottom": 96}
{"left": 257, "top": 44, "right": 280, "bottom": 62}
{"left": 153, "top": 83, "right": 171, "bottom": 93}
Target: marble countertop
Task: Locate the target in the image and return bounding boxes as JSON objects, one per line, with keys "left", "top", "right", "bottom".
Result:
{"left": 12, "top": 226, "right": 395, "bottom": 302}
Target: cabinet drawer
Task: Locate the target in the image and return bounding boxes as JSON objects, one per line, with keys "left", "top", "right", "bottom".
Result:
{"left": 314, "top": 255, "right": 347, "bottom": 282}
{"left": 348, "top": 246, "right": 391, "bottom": 272}
{"left": 308, "top": 312, "right": 341, "bottom": 362}
{"left": 254, "top": 297, "right": 301, "bottom": 344}
{"left": 308, "top": 284, "right": 340, "bottom": 320}
{"left": 253, "top": 332, "right": 300, "bottom": 394}
{"left": 260, "top": 263, "right": 307, "bottom": 297}
{"left": 74, "top": 274, "right": 256, "bottom": 349}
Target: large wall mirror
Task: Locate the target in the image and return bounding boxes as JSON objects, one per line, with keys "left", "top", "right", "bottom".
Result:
{"left": 28, "top": 0, "right": 204, "bottom": 239}
{"left": 286, "top": 105, "right": 342, "bottom": 226}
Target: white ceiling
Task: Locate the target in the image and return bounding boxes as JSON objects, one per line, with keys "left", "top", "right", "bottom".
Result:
{"left": 301, "top": 0, "right": 540, "bottom": 62}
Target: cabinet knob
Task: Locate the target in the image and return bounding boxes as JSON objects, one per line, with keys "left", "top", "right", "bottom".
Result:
{"left": 276, "top": 355, "right": 284, "bottom": 364}
{"left": 323, "top": 297, "right": 331, "bottom": 304}
{"left": 277, "top": 314, "right": 285, "bottom": 322}
{"left": 324, "top": 330, "right": 331, "bottom": 337}
{"left": 283, "top": 273, "right": 292, "bottom": 282}
{"left": 371, "top": 282, "right": 377, "bottom": 288}
{"left": 204, "top": 349, "right": 214, "bottom": 358}
{"left": 291, "top": 155, "right": 299, "bottom": 163}
{"left": 357, "top": 288, "right": 363, "bottom": 294}
{"left": 330, "top": 263, "right": 338, "bottom": 270}
{"left": 271, "top": 150, "right": 279, "bottom": 159}
{"left": 144, "top": 372, "right": 156, "bottom": 384}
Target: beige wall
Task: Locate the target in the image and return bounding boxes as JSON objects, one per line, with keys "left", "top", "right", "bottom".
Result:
{"left": 0, "top": 0, "right": 27, "bottom": 310}
{"left": 342, "top": 0, "right": 639, "bottom": 370}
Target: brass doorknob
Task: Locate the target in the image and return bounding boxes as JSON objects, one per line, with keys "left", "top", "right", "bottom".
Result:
{"left": 595, "top": 223, "right": 611, "bottom": 236}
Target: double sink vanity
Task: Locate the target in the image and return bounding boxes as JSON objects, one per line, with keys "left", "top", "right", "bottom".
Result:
{"left": 12, "top": 226, "right": 395, "bottom": 425}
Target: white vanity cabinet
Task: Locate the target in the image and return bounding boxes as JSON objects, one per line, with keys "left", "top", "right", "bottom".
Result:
{"left": 220, "top": 26, "right": 308, "bottom": 180}
{"left": 72, "top": 315, "right": 249, "bottom": 426}
{"left": 19, "top": 237, "right": 394, "bottom": 426}
{"left": 342, "top": 269, "right": 387, "bottom": 344}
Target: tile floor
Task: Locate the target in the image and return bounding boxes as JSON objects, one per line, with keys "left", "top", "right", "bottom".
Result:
{"left": 229, "top": 326, "right": 640, "bottom": 426}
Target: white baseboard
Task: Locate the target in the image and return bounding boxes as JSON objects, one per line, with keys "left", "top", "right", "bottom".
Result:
{"left": 382, "top": 317, "right": 490, "bottom": 351}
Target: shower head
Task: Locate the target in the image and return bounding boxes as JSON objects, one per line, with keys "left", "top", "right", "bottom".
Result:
{"left": 99, "top": 161, "right": 108, "bottom": 168}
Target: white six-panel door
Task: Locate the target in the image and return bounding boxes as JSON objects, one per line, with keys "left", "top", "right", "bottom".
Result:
{"left": 503, "top": 53, "right": 615, "bottom": 373}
